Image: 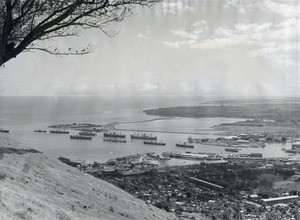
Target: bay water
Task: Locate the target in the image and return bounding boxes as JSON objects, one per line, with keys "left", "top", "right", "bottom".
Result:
{"left": 0, "top": 96, "right": 292, "bottom": 163}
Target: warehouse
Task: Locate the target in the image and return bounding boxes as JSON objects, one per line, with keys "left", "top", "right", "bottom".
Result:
{"left": 262, "top": 195, "right": 299, "bottom": 205}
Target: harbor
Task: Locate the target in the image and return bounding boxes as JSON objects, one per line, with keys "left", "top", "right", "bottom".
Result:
{"left": 1, "top": 0, "right": 298, "bottom": 218}
{"left": 1, "top": 119, "right": 298, "bottom": 163}
{"left": 1, "top": 98, "right": 300, "bottom": 220}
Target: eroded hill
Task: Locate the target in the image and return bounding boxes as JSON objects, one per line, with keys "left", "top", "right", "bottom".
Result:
{"left": 0, "top": 136, "right": 177, "bottom": 220}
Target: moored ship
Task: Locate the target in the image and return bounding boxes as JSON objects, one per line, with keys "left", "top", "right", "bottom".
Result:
{"left": 50, "top": 130, "right": 69, "bottom": 134}
{"left": 176, "top": 142, "right": 194, "bottom": 148}
{"left": 103, "top": 138, "right": 127, "bottom": 143}
{"left": 130, "top": 133, "right": 157, "bottom": 140}
{"left": 103, "top": 132, "right": 126, "bottom": 138}
{"left": 225, "top": 148, "right": 240, "bottom": 152}
{"left": 144, "top": 140, "right": 166, "bottom": 146}
{"left": 79, "top": 132, "right": 97, "bottom": 136}
{"left": 34, "top": 129, "right": 47, "bottom": 133}
{"left": 70, "top": 135, "right": 92, "bottom": 140}
{"left": 0, "top": 128, "right": 9, "bottom": 133}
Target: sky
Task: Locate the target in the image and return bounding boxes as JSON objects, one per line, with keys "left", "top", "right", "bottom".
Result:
{"left": 0, "top": 0, "right": 299, "bottom": 97}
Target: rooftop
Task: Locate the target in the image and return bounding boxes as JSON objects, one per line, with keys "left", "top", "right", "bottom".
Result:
{"left": 262, "top": 195, "right": 299, "bottom": 203}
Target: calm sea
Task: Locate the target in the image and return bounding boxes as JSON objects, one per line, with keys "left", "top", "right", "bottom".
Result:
{"left": 0, "top": 96, "right": 293, "bottom": 162}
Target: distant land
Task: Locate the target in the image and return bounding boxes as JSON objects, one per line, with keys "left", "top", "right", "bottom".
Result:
{"left": 143, "top": 102, "right": 300, "bottom": 123}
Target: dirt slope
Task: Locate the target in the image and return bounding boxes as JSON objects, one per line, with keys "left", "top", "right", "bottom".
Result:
{"left": 0, "top": 135, "right": 177, "bottom": 220}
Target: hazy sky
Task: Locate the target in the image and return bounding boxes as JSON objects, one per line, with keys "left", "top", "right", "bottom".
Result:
{"left": 0, "top": 0, "right": 299, "bottom": 97}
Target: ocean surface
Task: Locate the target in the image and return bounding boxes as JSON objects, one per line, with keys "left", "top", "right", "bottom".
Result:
{"left": 0, "top": 96, "right": 294, "bottom": 163}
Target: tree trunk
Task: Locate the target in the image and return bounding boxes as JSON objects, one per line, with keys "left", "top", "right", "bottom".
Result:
{"left": 0, "top": 1, "right": 4, "bottom": 66}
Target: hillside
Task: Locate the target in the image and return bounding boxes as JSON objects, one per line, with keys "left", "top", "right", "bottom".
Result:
{"left": 0, "top": 135, "right": 177, "bottom": 220}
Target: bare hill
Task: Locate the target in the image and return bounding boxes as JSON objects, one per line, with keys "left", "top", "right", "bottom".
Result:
{"left": 0, "top": 135, "right": 177, "bottom": 220}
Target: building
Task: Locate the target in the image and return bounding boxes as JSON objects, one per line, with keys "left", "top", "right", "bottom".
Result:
{"left": 262, "top": 195, "right": 299, "bottom": 205}
{"left": 237, "top": 140, "right": 250, "bottom": 144}
{"left": 292, "top": 141, "right": 300, "bottom": 149}
{"left": 189, "top": 177, "right": 224, "bottom": 190}
{"left": 180, "top": 153, "right": 208, "bottom": 160}
{"left": 250, "top": 153, "right": 263, "bottom": 158}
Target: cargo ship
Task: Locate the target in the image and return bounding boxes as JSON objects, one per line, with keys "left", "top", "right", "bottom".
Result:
{"left": 70, "top": 135, "right": 92, "bottom": 140}
{"left": 0, "top": 128, "right": 9, "bottom": 133}
{"left": 50, "top": 130, "right": 69, "bottom": 134}
{"left": 176, "top": 142, "right": 194, "bottom": 148}
{"left": 103, "top": 138, "right": 126, "bottom": 143}
{"left": 103, "top": 132, "right": 126, "bottom": 138}
{"left": 130, "top": 133, "right": 157, "bottom": 140}
{"left": 225, "top": 148, "right": 240, "bottom": 152}
{"left": 79, "top": 132, "right": 97, "bottom": 136}
{"left": 144, "top": 140, "right": 166, "bottom": 146}
{"left": 34, "top": 129, "right": 47, "bottom": 133}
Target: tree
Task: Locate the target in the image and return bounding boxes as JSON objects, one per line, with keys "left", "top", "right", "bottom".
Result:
{"left": 0, "top": 0, "right": 160, "bottom": 66}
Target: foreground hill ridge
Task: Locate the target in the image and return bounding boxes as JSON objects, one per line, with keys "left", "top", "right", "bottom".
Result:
{"left": 0, "top": 136, "right": 177, "bottom": 220}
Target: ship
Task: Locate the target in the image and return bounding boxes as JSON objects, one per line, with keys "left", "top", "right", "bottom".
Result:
{"left": 34, "top": 129, "right": 47, "bottom": 133}
{"left": 188, "top": 136, "right": 194, "bottom": 143}
{"left": 103, "top": 138, "right": 126, "bottom": 143}
{"left": 50, "top": 130, "right": 69, "bottom": 134}
{"left": 225, "top": 148, "right": 240, "bottom": 152}
{"left": 70, "top": 135, "right": 92, "bottom": 140}
{"left": 103, "top": 132, "right": 126, "bottom": 138}
{"left": 94, "top": 128, "right": 108, "bottom": 132}
{"left": 0, "top": 128, "right": 9, "bottom": 133}
{"left": 176, "top": 142, "right": 194, "bottom": 148}
{"left": 144, "top": 140, "right": 166, "bottom": 146}
{"left": 79, "top": 132, "right": 97, "bottom": 136}
{"left": 130, "top": 133, "right": 157, "bottom": 140}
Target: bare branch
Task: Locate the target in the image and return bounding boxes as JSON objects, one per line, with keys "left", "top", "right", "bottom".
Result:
{"left": 0, "top": 0, "right": 161, "bottom": 66}
{"left": 25, "top": 46, "right": 94, "bottom": 55}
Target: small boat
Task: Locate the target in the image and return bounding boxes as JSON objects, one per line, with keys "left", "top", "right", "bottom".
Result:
{"left": 79, "top": 132, "right": 97, "bottom": 136}
{"left": 34, "top": 129, "right": 47, "bottom": 133}
{"left": 225, "top": 148, "right": 240, "bottom": 152}
{"left": 130, "top": 133, "right": 157, "bottom": 140}
{"left": 103, "top": 138, "right": 126, "bottom": 143}
{"left": 0, "top": 128, "right": 9, "bottom": 133}
{"left": 176, "top": 142, "right": 194, "bottom": 148}
{"left": 70, "top": 135, "right": 92, "bottom": 140}
{"left": 50, "top": 130, "right": 69, "bottom": 134}
{"left": 103, "top": 132, "right": 126, "bottom": 138}
{"left": 144, "top": 140, "right": 166, "bottom": 146}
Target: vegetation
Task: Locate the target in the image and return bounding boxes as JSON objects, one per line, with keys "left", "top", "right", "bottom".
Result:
{"left": 58, "top": 156, "right": 81, "bottom": 167}
{"left": 0, "top": 0, "right": 160, "bottom": 66}
{"left": 144, "top": 103, "right": 300, "bottom": 123}
{"left": 0, "top": 146, "right": 40, "bottom": 158}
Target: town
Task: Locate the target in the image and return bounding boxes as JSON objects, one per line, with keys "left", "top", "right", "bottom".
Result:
{"left": 60, "top": 150, "right": 300, "bottom": 220}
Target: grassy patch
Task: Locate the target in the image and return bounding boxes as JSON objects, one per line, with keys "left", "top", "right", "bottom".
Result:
{"left": 0, "top": 147, "right": 41, "bottom": 159}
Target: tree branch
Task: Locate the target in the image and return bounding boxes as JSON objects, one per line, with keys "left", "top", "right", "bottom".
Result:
{"left": 0, "top": 0, "right": 161, "bottom": 66}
